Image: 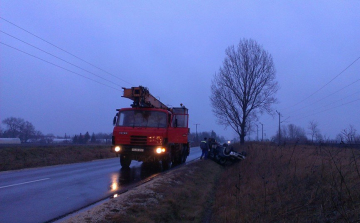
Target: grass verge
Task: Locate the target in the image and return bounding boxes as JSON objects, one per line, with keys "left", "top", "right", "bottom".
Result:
{"left": 104, "top": 160, "right": 223, "bottom": 223}
{"left": 0, "top": 145, "right": 115, "bottom": 171}
{"left": 212, "top": 143, "right": 360, "bottom": 222}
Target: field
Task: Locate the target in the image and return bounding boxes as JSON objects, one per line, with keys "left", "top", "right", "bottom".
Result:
{"left": 0, "top": 144, "right": 114, "bottom": 171}
{"left": 212, "top": 143, "right": 360, "bottom": 222}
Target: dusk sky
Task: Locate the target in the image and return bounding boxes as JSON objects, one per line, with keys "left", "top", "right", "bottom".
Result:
{"left": 1, "top": 1, "right": 359, "bottom": 141}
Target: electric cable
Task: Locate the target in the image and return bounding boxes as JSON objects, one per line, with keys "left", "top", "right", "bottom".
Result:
{"left": 0, "top": 16, "right": 133, "bottom": 85}
{"left": 282, "top": 55, "right": 360, "bottom": 111}
{"left": 286, "top": 77, "right": 360, "bottom": 116}
{"left": 1, "top": 30, "right": 122, "bottom": 88}
{"left": 1, "top": 41, "right": 122, "bottom": 92}
{"left": 290, "top": 98, "right": 360, "bottom": 122}
{"left": 288, "top": 92, "right": 360, "bottom": 122}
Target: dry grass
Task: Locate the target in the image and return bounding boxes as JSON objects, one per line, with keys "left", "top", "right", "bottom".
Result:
{"left": 5, "top": 143, "right": 359, "bottom": 222}
{"left": 106, "top": 160, "right": 224, "bottom": 223}
{"left": 212, "top": 143, "right": 360, "bottom": 222}
{"left": 0, "top": 145, "right": 115, "bottom": 171}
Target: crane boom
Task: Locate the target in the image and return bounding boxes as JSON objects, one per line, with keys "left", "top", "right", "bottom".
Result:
{"left": 122, "top": 86, "right": 169, "bottom": 110}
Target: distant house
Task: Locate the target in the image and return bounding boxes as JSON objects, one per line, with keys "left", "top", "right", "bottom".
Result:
{"left": 0, "top": 138, "right": 21, "bottom": 144}
{"left": 52, "top": 138, "right": 72, "bottom": 144}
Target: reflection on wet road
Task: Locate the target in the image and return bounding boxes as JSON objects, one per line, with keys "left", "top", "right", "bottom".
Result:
{"left": 0, "top": 147, "right": 201, "bottom": 223}
{"left": 113, "top": 147, "right": 201, "bottom": 195}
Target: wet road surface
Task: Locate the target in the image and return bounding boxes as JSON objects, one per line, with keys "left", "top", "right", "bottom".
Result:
{"left": 0, "top": 147, "right": 201, "bottom": 223}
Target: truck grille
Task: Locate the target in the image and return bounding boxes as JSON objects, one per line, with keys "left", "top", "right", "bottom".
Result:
{"left": 130, "top": 136, "right": 147, "bottom": 145}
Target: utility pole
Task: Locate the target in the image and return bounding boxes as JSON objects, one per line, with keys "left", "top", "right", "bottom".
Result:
{"left": 260, "top": 122, "right": 263, "bottom": 141}
{"left": 256, "top": 124, "right": 259, "bottom": 141}
{"left": 194, "top": 124, "right": 200, "bottom": 141}
{"left": 276, "top": 110, "right": 281, "bottom": 145}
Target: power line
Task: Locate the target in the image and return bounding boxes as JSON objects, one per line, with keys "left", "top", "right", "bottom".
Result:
{"left": 286, "top": 77, "right": 360, "bottom": 116}
{"left": 289, "top": 89, "right": 360, "bottom": 121}
{"left": 283, "top": 55, "right": 360, "bottom": 111}
{"left": 0, "top": 16, "right": 133, "bottom": 85}
{"left": 1, "top": 41, "right": 122, "bottom": 92}
{"left": 290, "top": 98, "right": 360, "bottom": 122}
{"left": 1, "top": 30, "right": 122, "bottom": 88}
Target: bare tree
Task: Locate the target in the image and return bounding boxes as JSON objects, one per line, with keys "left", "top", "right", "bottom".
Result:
{"left": 341, "top": 125, "right": 357, "bottom": 143}
{"left": 272, "top": 124, "right": 307, "bottom": 143}
{"left": 20, "top": 121, "right": 36, "bottom": 143}
{"left": 287, "top": 124, "right": 307, "bottom": 142}
{"left": 2, "top": 117, "right": 24, "bottom": 138}
{"left": 210, "top": 39, "right": 279, "bottom": 144}
{"left": 2, "top": 117, "right": 37, "bottom": 142}
{"left": 308, "top": 120, "right": 320, "bottom": 143}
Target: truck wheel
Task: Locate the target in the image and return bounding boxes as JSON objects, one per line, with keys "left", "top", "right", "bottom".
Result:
{"left": 120, "top": 155, "right": 131, "bottom": 168}
{"left": 175, "top": 154, "right": 182, "bottom": 165}
{"left": 161, "top": 156, "right": 171, "bottom": 170}
{"left": 181, "top": 153, "right": 187, "bottom": 163}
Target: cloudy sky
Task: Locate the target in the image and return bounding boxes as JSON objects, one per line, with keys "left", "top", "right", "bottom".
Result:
{"left": 1, "top": 1, "right": 359, "bottom": 140}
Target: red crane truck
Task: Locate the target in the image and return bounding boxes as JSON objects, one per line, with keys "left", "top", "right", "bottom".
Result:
{"left": 111, "top": 86, "right": 190, "bottom": 169}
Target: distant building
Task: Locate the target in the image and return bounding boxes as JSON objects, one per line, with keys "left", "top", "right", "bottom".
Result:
{"left": 52, "top": 138, "right": 72, "bottom": 143}
{"left": 0, "top": 138, "right": 21, "bottom": 144}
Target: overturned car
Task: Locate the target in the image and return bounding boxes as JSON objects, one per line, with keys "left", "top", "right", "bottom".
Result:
{"left": 208, "top": 139, "right": 246, "bottom": 165}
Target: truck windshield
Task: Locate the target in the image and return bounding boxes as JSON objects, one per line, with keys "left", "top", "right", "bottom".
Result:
{"left": 117, "top": 110, "right": 167, "bottom": 128}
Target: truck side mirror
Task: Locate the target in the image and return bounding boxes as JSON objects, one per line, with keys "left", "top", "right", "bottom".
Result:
{"left": 113, "top": 116, "right": 117, "bottom": 126}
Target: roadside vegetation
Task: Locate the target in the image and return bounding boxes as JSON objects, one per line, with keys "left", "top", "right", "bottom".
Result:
{"left": 2, "top": 143, "right": 360, "bottom": 222}
{"left": 84, "top": 143, "right": 360, "bottom": 222}
{"left": 0, "top": 145, "right": 114, "bottom": 171}
{"left": 102, "top": 160, "right": 223, "bottom": 223}
{"left": 212, "top": 143, "right": 360, "bottom": 222}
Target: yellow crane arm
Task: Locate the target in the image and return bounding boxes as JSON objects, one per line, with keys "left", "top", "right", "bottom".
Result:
{"left": 122, "top": 86, "right": 169, "bottom": 110}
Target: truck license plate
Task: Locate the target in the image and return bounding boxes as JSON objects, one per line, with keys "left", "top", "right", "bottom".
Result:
{"left": 132, "top": 148, "right": 144, "bottom": 152}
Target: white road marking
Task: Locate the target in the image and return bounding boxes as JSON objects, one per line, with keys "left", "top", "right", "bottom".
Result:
{"left": 0, "top": 178, "right": 50, "bottom": 189}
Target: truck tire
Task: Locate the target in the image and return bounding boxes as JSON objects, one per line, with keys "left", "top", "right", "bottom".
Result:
{"left": 174, "top": 153, "right": 182, "bottom": 165}
{"left": 181, "top": 152, "right": 187, "bottom": 163}
{"left": 161, "top": 155, "right": 171, "bottom": 170}
{"left": 120, "top": 155, "right": 131, "bottom": 168}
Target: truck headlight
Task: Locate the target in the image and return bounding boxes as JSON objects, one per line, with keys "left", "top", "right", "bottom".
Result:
{"left": 156, "top": 147, "right": 166, "bottom": 154}
{"left": 114, "top": 146, "right": 121, "bottom": 152}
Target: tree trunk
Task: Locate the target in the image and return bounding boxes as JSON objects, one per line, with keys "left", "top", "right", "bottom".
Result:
{"left": 240, "top": 133, "right": 245, "bottom": 144}
{"left": 240, "top": 121, "right": 246, "bottom": 144}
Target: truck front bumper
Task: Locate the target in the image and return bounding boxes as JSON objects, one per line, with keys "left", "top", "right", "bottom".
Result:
{"left": 111, "top": 145, "right": 169, "bottom": 162}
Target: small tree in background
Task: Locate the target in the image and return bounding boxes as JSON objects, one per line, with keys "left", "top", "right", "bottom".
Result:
{"left": 272, "top": 124, "right": 307, "bottom": 143}
{"left": 2, "top": 117, "right": 37, "bottom": 142}
{"left": 211, "top": 39, "right": 279, "bottom": 144}
{"left": 84, "top": 132, "right": 90, "bottom": 144}
{"left": 73, "top": 135, "right": 78, "bottom": 144}
{"left": 91, "top": 132, "right": 96, "bottom": 143}
{"left": 308, "top": 120, "right": 320, "bottom": 143}
{"left": 340, "top": 125, "right": 358, "bottom": 144}
{"left": 78, "top": 133, "right": 84, "bottom": 144}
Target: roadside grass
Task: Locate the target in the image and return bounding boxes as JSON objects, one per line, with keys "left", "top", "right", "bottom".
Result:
{"left": 212, "top": 143, "right": 360, "bottom": 222}
{"left": 4, "top": 143, "right": 359, "bottom": 222}
{"left": 106, "top": 160, "right": 224, "bottom": 223}
{"left": 0, "top": 145, "right": 115, "bottom": 171}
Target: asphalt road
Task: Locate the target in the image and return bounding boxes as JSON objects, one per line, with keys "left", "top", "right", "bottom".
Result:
{"left": 0, "top": 147, "right": 201, "bottom": 223}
